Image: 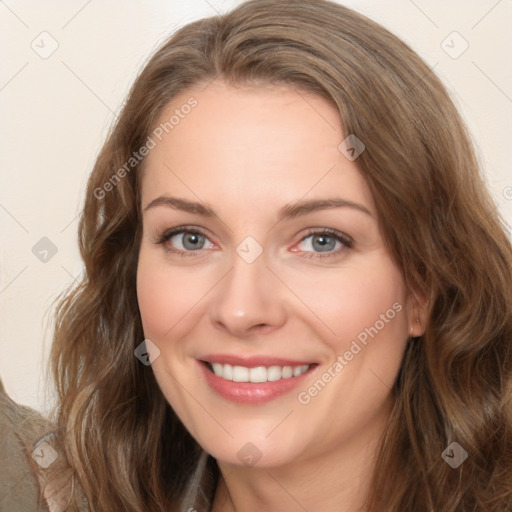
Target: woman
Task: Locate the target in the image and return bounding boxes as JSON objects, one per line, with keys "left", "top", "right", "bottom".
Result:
{"left": 47, "top": 0, "right": 512, "bottom": 510}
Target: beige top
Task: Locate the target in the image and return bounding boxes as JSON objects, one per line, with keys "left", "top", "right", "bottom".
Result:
{"left": 0, "top": 379, "right": 49, "bottom": 512}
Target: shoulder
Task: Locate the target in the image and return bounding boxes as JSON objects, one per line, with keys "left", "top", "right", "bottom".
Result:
{"left": 0, "top": 379, "right": 49, "bottom": 512}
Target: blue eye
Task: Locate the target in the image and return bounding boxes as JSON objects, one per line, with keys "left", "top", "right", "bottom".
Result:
{"left": 296, "top": 229, "right": 353, "bottom": 258}
{"left": 157, "top": 228, "right": 214, "bottom": 255}
{"left": 156, "top": 226, "right": 353, "bottom": 259}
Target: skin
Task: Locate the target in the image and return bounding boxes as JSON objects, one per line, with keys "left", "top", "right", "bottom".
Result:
{"left": 137, "top": 79, "right": 426, "bottom": 512}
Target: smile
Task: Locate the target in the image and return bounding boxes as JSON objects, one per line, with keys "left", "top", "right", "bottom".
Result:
{"left": 207, "top": 362, "right": 311, "bottom": 383}
{"left": 198, "top": 356, "right": 318, "bottom": 405}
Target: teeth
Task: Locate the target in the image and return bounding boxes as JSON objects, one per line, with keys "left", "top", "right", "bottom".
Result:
{"left": 282, "top": 366, "right": 293, "bottom": 379}
{"left": 249, "top": 366, "right": 267, "bottom": 383}
{"left": 267, "top": 366, "right": 282, "bottom": 382}
{"left": 232, "top": 366, "right": 249, "bottom": 382}
{"left": 223, "top": 364, "right": 233, "bottom": 381}
{"left": 293, "top": 365, "right": 304, "bottom": 377}
{"left": 212, "top": 363, "right": 223, "bottom": 376}
{"left": 209, "top": 363, "right": 310, "bottom": 383}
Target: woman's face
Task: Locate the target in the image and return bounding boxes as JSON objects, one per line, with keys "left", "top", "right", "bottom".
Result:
{"left": 137, "top": 79, "right": 418, "bottom": 468}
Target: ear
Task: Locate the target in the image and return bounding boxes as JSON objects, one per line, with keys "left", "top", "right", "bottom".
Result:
{"left": 407, "top": 288, "right": 429, "bottom": 337}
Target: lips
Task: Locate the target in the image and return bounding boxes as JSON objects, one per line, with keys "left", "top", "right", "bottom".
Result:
{"left": 198, "top": 354, "right": 317, "bottom": 405}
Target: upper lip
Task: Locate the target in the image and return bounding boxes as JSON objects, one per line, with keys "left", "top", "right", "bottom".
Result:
{"left": 200, "top": 354, "right": 316, "bottom": 367}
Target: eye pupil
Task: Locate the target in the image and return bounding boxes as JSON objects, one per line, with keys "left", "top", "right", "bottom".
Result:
{"left": 313, "top": 235, "right": 336, "bottom": 252}
{"left": 183, "top": 233, "right": 204, "bottom": 250}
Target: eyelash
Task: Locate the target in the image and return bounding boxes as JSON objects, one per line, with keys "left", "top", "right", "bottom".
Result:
{"left": 155, "top": 226, "right": 353, "bottom": 259}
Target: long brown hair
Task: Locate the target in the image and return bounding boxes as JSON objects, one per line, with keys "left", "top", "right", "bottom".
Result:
{"left": 48, "top": 0, "right": 512, "bottom": 510}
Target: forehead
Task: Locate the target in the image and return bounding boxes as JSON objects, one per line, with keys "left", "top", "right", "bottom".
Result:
{"left": 141, "top": 80, "right": 374, "bottom": 214}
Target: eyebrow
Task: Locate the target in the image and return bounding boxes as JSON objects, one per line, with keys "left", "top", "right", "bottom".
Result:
{"left": 143, "top": 196, "right": 373, "bottom": 220}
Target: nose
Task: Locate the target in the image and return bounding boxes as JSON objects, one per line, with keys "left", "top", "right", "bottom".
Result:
{"left": 209, "top": 251, "right": 287, "bottom": 338}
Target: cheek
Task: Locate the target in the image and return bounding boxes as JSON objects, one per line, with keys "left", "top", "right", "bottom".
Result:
{"left": 136, "top": 248, "right": 209, "bottom": 339}
{"left": 136, "top": 259, "right": 175, "bottom": 338}
{"left": 286, "top": 258, "right": 409, "bottom": 384}
{"left": 289, "top": 259, "right": 408, "bottom": 352}
{"left": 136, "top": 249, "right": 202, "bottom": 422}
{"left": 342, "top": 268, "right": 406, "bottom": 336}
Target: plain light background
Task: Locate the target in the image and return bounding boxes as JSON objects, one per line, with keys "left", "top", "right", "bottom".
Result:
{"left": 1, "top": 0, "right": 511, "bottom": 414}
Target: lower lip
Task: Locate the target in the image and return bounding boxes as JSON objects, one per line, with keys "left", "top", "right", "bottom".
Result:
{"left": 198, "top": 361, "right": 315, "bottom": 405}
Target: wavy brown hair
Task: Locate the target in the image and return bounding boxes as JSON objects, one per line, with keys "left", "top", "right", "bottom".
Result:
{"left": 47, "top": 0, "right": 512, "bottom": 510}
